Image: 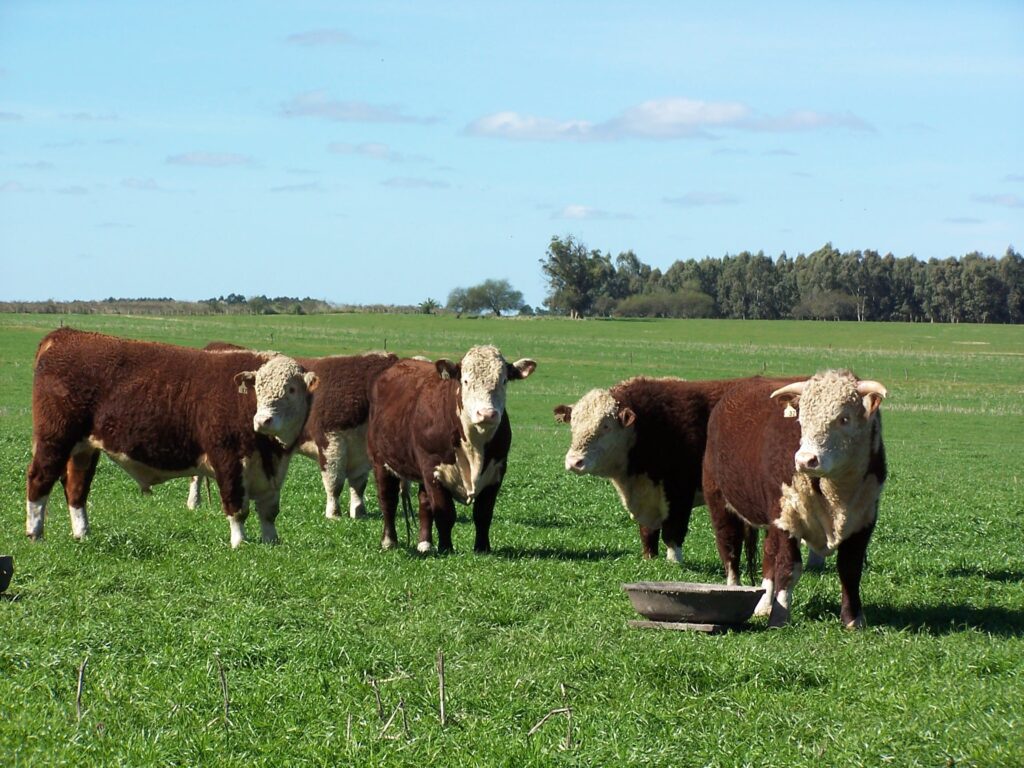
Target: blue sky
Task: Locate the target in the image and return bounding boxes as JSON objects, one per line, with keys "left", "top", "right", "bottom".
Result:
{"left": 2, "top": 1, "right": 1022, "bottom": 307}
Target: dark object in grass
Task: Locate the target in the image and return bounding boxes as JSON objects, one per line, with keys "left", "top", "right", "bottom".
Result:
{"left": 622, "top": 581, "right": 765, "bottom": 627}
{"left": 0, "top": 555, "right": 12, "bottom": 593}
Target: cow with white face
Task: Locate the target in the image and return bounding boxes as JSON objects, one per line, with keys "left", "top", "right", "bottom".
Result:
{"left": 367, "top": 345, "right": 537, "bottom": 554}
{"left": 26, "top": 328, "right": 318, "bottom": 548}
{"left": 556, "top": 376, "right": 745, "bottom": 563}
{"left": 703, "top": 370, "right": 888, "bottom": 628}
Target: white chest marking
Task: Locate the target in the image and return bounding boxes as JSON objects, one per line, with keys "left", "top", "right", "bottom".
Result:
{"left": 610, "top": 474, "right": 669, "bottom": 529}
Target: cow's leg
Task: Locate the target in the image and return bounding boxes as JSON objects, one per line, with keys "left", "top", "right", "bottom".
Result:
{"left": 754, "top": 527, "right": 779, "bottom": 617}
{"left": 215, "top": 464, "right": 249, "bottom": 548}
{"left": 805, "top": 545, "right": 827, "bottom": 571}
{"left": 416, "top": 485, "right": 434, "bottom": 553}
{"left": 837, "top": 519, "right": 875, "bottom": 630}
{"left": 26, "top": 439, "right": 76, "bottom": 540}
{"left": 62, "top": 448, "right": 100, "bottom": 540}
{"left": 254, "top": 492, "right": 281, "bottom": 544}
{"left": 768, "top": 530, "right": 802, "bottom": 628}
{"left": 639, "top": 526, "right": 659, "bottom": 559}
{"left": 319, "top": 440, "right": 346, "bottom": 520}
{"left": 374, "top": 465, "right": 400, "bottom": 550}
{"left": 348, "top": 470, "right": 369, "bottom": 519}
{"left": 186, "top": 476, "right": 203, "bottom": 510}
{"left": 423, "top": 480, "right": 456, "bottom": 554}
{"left": 471, "top": 482, "right": 501, "bottom": 554}
{"left": 709, "top": 505, "right": 745, "bottom": 586}
{"left": 661, "top": 488, "right": 694, "bottom": 565}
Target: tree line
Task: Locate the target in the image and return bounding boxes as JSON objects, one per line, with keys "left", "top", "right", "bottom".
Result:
{"left": 538, "top": 235, "right": 1024, "bottom": 323}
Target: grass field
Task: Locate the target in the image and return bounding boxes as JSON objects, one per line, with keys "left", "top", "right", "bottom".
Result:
{"left": 1, "top": 313, "right": 1022, "bottom": 767}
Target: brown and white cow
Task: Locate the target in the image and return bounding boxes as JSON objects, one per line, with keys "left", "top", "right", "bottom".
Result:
{"left": 703, "top": 370, "right": 887, "bottom": 628}
{"left": 188, "top": 344, "right": 400, "bottom": 521}
{"left": 367, "top": 345, "right": 536, "bottom": 553}
{"left": 553, "top": 376, "right": 774, "bottom": 564}
{"left": 26, "top": 328, "right": 318, "bottom": 548}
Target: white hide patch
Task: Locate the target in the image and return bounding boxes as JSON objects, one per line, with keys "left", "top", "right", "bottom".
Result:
{"left": 26, "top": 495, "right": 48, "bottom": 539}
{"left": 70, "top": 506, "right": 89, "bottom": 540}
{"left": 610, "top": 474, "right": 669, "bottom": 529}
{"left": 775, "top": 473, "right": 882, "bottom": 554}
{"left": 229, "top": 515, "right": 247, "bottom": 549}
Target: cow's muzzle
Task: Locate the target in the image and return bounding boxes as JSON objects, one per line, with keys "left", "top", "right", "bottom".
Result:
{"left": 565, "top": 453, "right": 588, "bottom": 474}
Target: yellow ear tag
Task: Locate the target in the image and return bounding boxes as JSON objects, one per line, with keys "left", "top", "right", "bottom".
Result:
{"left": 783, "top": 404, "right": 797, "bottom": 418}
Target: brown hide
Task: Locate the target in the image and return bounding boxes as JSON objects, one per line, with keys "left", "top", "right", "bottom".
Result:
{"left": 27, "top": 328, "right": 310, "bottom": 544}
{"left": 702, "top": 375, "right": 887, "bottom": 627}
{"left": 367, "top": 358, "right": 513, "bottom": 553}
{"left": 300, "top": 353, "right": 399, "bottom": 447}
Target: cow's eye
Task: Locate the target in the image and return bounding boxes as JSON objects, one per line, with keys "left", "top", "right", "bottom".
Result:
{"left": 838, "top": 415, "right": 849, "bottom": 426}
{"left": 289, "top": 385, "right": 297, "bottom": 395}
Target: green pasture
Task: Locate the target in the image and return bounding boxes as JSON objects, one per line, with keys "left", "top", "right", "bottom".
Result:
{"left": 1, "top": 313, "right": 1022, "bottom": 767}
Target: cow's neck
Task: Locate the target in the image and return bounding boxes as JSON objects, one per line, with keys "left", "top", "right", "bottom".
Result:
{"left": 777, "top": 444, "right": 880, "bottom": 553}
{"left": 434, "top": 411, "right": 501, "bottom": 503}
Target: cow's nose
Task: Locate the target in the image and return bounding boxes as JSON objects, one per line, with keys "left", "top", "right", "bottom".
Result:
{"left": 474, "top": 407, "right": 498, "bottom": 424}
{"left": 256, "top": 414, "right": 275, "bottom": 431}
{"left": 796, "top": 450, "right": 819, "bottom": 471}
{"left": 565, "top": 454, "right": 586, "bottom": 473}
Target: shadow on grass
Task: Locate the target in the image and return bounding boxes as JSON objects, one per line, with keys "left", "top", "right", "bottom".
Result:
{"left": 947, "top": 565, "right": 1024, "bottom": 583}
{"left": 802, "top": 592, "right": 1024, "bottom": 637}
{"left": 491, "top": 545, "right": 633, "bottom": 562}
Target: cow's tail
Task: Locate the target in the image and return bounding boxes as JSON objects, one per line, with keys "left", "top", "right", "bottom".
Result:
{"left": 399, "top": 481, "right": 414, "bottom": 545}
{"left": 744, "top": 524, "right": 759, "bottom": 586}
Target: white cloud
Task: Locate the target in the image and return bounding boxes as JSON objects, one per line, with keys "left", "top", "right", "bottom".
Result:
{"left": 166, "top": 152, "right": 254, "bottom": 167}
{"left": 0, "top": 181, "right": 29, "bottom": 193}
{"left": 328, "top": 142, "right": 426, "bottom": 163}
{"left": 382, "top": 177, "right": 449, "bottom": 190}
{"left": 553, "top": 204, "right": 633, "bottom": 220}
{"left": 1003, "top": 174, "right": 1024, "bottom": 183}
{"left": 286, "top": 29, "right": 364, "bottom": 47}
{"left": 63, "top": 111, "right": 119, "bottom": 122}
{"left": 282, "top": 91, "right": 434, "bottom": 124}
{"left": 663, "top": 192, "right": 739, "bottom": 207}
{"left": 467, "top": 98, "right": 873, "bottom": 141}
{"left": 270, "top": 182, "right": 323, "bottom": 193}
{"left": 0, "top": 112, "right": 23, "bottom": 122}
{"left": 973, "top": 193, "right": 1024, "bottom": 209}
{"left": 122, "top": 177, "right": 168, "bottom": 192}
{"left": 56, "top": 185, "right": 89, "bottom": 195}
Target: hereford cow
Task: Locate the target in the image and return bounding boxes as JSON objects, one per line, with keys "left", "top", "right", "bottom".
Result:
{"left": 367, "top": 345, "right": 536, "bottom": 553}
{"left": 703, "top": 370, "right": 887, "bottom": 628}
{"left": 553, "top": 376, "right": 782, "bottom": 564}
{"left": 26, "top": 328, "right": 318, "bottom": 548}
{"left": 188, "top": 344, "right": 400, "bottom": 521}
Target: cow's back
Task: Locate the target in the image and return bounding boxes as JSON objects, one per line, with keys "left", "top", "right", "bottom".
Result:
{"left": 302, "top": 352, "right": 399, "bottom": 435}
{"left": 368, "top": 359, "right": 459, "bottom": 477}
{"left": 33, "top": 328, "right": 269, "bottom": 468}
{"left": 704, "top": 377, "right": 802, "bottom": 525}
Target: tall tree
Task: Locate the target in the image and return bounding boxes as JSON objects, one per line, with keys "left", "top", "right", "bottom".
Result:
{"left": 540, "top": 235, "right": 613, "bottom": 318}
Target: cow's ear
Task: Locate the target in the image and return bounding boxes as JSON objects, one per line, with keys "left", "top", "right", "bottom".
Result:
{"left": 303, "top": 371, "right": 320, "bottom": 393}
{"left": 435, "top": 359, "right": 460, "bottom": 380}
{"left": 234, "top": 371, "right": 256, "bottom": 394}
{"left": 553, "top": 404, "right": 573, "bottom": 424}
{"left": 857, "top": 380, "right": 887, "bottom": 416}
{"left": 618, "top": 406, "right": 636, "bottom": 428}
{"left": 508, "top": 358, "right": 537, "bottom": 380}
{"left": 770, "top": 381, "right": 806, "bottom": 418}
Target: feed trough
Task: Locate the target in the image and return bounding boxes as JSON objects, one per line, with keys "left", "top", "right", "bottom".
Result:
{"left": 622, "top": 581, "right": 765, "bottom": 633}
{"left": 0, "top": 556, "right": 12, "bottom": 594}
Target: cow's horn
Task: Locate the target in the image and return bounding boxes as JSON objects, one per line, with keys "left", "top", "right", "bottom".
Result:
{"left": 856, "top": 380, "right": 887, "bottom": 399}
{"left": 770, "top": 381, "right": 806, "bottom": 400}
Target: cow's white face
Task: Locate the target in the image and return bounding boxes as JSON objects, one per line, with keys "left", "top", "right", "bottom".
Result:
{"left": 555, "top": 388, "right": 636, "bottom": 477}
{"left": 235, "top": 355, "right": 319, "bottom": 447}
{"left": 772, "top": 371, "right": 885, "bottom": 477}
{"left": 438, "top": 345, "right": 536, "bottom": 435}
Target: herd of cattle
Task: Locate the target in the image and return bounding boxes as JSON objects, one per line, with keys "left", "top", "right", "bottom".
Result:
{"left": 25, "top": 327, "right": 888, "bottom": 628}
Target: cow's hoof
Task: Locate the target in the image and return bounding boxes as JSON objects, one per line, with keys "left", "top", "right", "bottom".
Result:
{"left": 844, "top": 612, "right": 866, "bottom": 630}
{"left": 753, "top": 594, "right": 773, "bottom": 617}
{"left": 381, "top": 536, "right": 398, "bottom": 551}
{"left": 325, "top": 510, "right": 342, "bottom": 520}
{"left": 26, "top": 533, "right": 43, "bottom": 542}
{"left": 665, "top": 545, "right": 683, "bottom": 564}
{"left": 416, "top": 541, "right": 433, "bottom": 554}
{"left": 349, "top": 504, "right": 367, "bottom": 520}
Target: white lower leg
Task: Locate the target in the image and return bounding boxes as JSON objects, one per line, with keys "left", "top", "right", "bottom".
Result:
{"left": 322, "top": 470, "right": 341, "bottom": 519}
{"left": 26, "top": 495, "right": 49, "bottom": 539}
{"left": 70, "top": 506, "right": 89, "bottom": 540}
{"left": 754, "top": 578, "right": 774, "bottom": 616}
{"left": 416, "top": 540, "right": 433, "bottom": 554}
{"left": 725, "top": 563, "right": 741, "bottom": 587}
{"left": 348, "top": 487, "right": 366, "bottom": 519}
{"left": 186, "top": 477, "right": 202, "bottom": 510}
{"left": 665, "top": 543, "right": 683, "bottom": 564}
{"left": 229, "top": 515, "right": 247, "bottom": 548}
